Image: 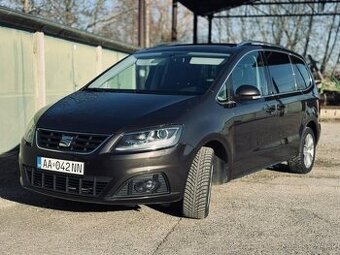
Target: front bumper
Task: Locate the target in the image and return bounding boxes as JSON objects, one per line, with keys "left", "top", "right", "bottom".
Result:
{"left": 19, "top": 139, "right": 194, "bottom": 205}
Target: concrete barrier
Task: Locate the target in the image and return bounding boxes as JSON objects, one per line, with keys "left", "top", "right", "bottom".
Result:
{"left": 320, "top": 107, "right": 340, "bottom": 121}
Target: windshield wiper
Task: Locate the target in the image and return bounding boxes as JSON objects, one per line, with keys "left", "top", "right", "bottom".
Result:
{"left": 83, "top": 87, "right": 107, "bottom": 92}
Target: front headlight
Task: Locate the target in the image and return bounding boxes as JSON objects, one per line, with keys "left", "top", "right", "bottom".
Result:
{"left": 115, "top": 126, "right": 182, "bottom": 152}
{"left": 23, "top": 117, "right": 36, "bottom": 144}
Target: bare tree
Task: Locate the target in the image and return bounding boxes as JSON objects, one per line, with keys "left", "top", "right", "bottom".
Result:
{"left": 2, "top": 0, "right": 339, "bottom": 72}
{"left": 320, "top": 8, "right": 339, "bottom": 72}
{"left": 88, "top": 0, "right": 104, "bottom": 31}
{"left": 303, "top": 15, "right": 314, "bottom": 57}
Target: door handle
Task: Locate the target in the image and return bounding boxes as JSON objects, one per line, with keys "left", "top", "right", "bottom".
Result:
{"left": 264, "top": 104, "right": 276, "bottom": 113}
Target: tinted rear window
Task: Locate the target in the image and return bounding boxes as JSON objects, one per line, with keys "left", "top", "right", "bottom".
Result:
{"left": 264, "top": 52, "right": 295, "bottom": 93}
{"left": 291, "top": 56, "right": 312, "bottom": 89}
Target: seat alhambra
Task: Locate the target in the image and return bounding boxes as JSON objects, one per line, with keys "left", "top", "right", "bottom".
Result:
{"left": 19, "top": 42, "right": 320, "bottom": 219}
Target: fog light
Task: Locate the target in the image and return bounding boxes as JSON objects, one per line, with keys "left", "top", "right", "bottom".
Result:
{"left": 134, "top": 179, "right": 160, "bottom": 193}
{"left": 114, "top": 173, "right": 169, "bottom": 198}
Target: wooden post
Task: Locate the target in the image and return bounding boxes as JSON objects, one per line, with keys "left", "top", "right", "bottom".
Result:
{"left": 33, "top": 32, "right": 46, "bottom": 110}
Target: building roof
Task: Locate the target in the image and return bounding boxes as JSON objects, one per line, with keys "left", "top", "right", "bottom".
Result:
{"left": 178, "top": 0, "right": 256, "bottom": 16}
{"left": 0, "top": 6, "right": 136, "bottom": 53}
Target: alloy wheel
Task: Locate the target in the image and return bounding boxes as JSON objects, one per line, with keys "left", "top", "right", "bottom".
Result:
{"left": 303, "top": 133, "right": 315, "bottom": 168}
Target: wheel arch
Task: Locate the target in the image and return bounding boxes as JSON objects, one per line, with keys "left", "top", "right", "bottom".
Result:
{"left": 306, "top": 120, "right": 320, "bottom": 144}
{"left": 201, "top": 137, "right": 232, "bottom": 185}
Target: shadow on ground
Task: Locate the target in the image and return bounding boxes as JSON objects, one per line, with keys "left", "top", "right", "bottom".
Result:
{"left": 0, "top": 152, "right": 183, "bottom": 216}
{"left": 266, "top": 163, "right": 292, "bottom": 172}
{"left": 0, "top": 153, "right": 138, "bottom": 212}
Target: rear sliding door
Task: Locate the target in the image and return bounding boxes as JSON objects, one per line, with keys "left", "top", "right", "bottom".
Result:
{"left": 263, "top": 51, "right": 304, "bottom": 160}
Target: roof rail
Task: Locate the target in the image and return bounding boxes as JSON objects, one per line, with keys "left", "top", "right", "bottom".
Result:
{"left": 151, "top": 42, "right": 186, "bottom": 48}
{"left": 238, "top": 40, "right": 286, "bottom": 50}
{"left": 150, "top": 42, "right": 238, "bottom": 49}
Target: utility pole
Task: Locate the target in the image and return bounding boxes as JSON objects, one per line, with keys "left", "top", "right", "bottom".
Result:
{"left": 145, "top": 0, "right": 150, "bottom": 47}
{"left": 65, "top": 0, "right": 73, "bottom": 26}
{"left": 208, "top": 15, "right": 213, "bottom": 44}
{"left": 21, "top": 0, "right": 31, "bottom": 13}
{"left": 193, "top": 13, "right": 198, "bottom": 44}
{"left": 138, "top": 0, "right": 146, "bottom": 48}
{"left": 171, "top": 0, "right": 178, "bottom": 42}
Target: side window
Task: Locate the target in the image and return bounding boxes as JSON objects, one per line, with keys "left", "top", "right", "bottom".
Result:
{"left": 229, "top": 51, "right": 268, "bottom": 96}
{"left": 291, "top": 56, "right": 312, "bottom": 89}
{"left": 104, "top": 65, "right": 136, "bottom": 90}
{"left": 265, "top": 51, "right": 295, "bottom": 93}
{"left": 217, "top": 84, "right": 227, "bottom": 101}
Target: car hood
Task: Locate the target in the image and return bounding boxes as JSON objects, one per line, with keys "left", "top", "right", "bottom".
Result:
{"left": 37, "top": 91, "right": 198, "bottom": 134}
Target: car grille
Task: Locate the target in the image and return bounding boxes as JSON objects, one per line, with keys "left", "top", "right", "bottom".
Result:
{"left": 24, "top": 166, "right": 110, "bottom": 197}
{"left": 36, "top": 129, "right": 109, "bottom": 153}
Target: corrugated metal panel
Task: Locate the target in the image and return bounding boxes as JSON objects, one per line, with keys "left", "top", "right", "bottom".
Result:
{"left": 0, "top": 26, "right": 128, "bottom": 153}
{"left": 102, "top": 49, "right": 120, "bottom": 71}
{"left": 0, "top": 27, "right": 36, "bottom": 152}
{"left": 72, "top": 42, "right": 98, "bottom": 89}
{"left": 44, "top": 36, "right": 74, "bottom": 104}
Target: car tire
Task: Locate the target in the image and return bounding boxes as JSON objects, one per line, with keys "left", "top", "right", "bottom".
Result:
{"left": 183, "top": 146, "right": 214, "bottom": 219}
{"left": 287, "top": 127, "right": 316, "bottom": 174}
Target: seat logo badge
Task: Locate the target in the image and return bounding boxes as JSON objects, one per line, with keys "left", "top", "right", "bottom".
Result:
{"left": 59, "top": 135, "right": 74, "bottom": 148}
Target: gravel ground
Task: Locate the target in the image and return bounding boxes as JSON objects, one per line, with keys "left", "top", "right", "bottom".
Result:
{"left": 0, "top": 122, "right": 339, "bottom": 255}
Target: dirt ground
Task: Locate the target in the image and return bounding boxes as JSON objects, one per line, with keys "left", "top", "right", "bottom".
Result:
{"left": 0, "top": 122, "right": 339, "bottom": 255}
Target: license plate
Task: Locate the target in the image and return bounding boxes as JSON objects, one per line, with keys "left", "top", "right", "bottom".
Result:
{"left": 37, "top": 156, "right": 84, "bottom": 175}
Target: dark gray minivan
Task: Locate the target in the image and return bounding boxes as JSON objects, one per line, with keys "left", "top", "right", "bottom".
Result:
{"left": 19, "top": 42, "right": 320, "bottom": 219}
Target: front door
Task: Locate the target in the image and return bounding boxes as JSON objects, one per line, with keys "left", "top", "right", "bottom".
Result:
{"left": 226, "top": 51, "right": 281, "bottom": 176}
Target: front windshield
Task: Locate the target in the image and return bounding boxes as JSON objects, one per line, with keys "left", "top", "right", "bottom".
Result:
{"left": 86, "top": 51, "right": 231, "bottom": 95}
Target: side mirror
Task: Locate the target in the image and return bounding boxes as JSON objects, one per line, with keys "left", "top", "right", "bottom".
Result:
{"left": 235, "top": 85, "right": 261, "bottom": 100}
{"left": 217, "top": 98, "right": 237, "bottom": 108}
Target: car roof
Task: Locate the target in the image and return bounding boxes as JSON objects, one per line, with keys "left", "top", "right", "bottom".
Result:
{"left": 136, "top": 41, "right": 302, "bottom": 59}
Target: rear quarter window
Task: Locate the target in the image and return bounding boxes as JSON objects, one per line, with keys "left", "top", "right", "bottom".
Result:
{"left": 264, "top": 51, "right": 295, "bottom": 93}
{"left": 291, "top": 56, "right": 312, "bottom": 89}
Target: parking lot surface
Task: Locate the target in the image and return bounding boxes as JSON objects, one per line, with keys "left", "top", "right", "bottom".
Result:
{"left": 0, "top": 122, "right": 339, "bottom": 255}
